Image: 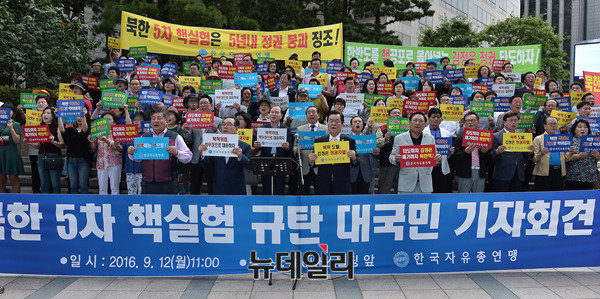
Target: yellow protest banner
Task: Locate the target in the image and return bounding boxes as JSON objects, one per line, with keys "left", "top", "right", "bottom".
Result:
{"left": 570, "top": 91, "right": 586, "bottom": 107}
{"left": 107, "top": 36, "right": 120, "bottom": 49}
{"left": 503, "top": 133, "right": 532, "bottom": 152}
{"left": 237, "top": 128, "right": 253, "bottom": 146}
{"left": 465, "top": 66, "right": 478, "bottom": 78}
{"left": 26, "top": 109, "right": 42, "bottom": 126}
{"left": 314, "top": 141, "right": 350, "bottom": 165}
{"left": 387, "top": 98, "right": 404, "bottom": 109}
{"left": 440, "top": 104, "right": 464, "bottom": 121}
{"left": 384, "top": 67, "right": 397, "bottom": 80}
{"left": 285, "top": 60, "right": 303, "bottom": 74}
{"left": 179, "top": 76, "right": 203, "bottom": 90}
{"left": 120, "top": 11, "right": 343, "bottom": 61}
{"left": 366, "top": 66, "right": 385, "bottom": 77}
{"left": 550, "top": 110, "right": 577, "bottom": 127}
{"left": 534, "top": 77, "right": 543, "bottom": 89}
{"left": 370, "top": 106, "right": 389, "bottom": 124}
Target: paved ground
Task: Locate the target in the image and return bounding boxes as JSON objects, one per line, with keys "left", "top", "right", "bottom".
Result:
{"left": 4, "top": 267, "right": 600, "bottom": 298}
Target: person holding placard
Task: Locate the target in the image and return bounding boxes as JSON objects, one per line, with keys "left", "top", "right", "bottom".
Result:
{"left": 295, "top": 106, "right": 328, "bottom": 195}
{"left": 490, "top": 111, "right": 535, "bottom": 192}
{"left": 17, "top": 93, "right": 49, "bottom": 193}
{"left": 376, "top": 107, "right": 402, "bottom": 194}
{"left": 437, "top": 94, "right": 460, "bottom": 136}
{"left": 184, "top": 94, "right": 222, "bottom": 195}
{"left": 57, "top": 109, "right": 92, "bottom": 194}
{"left": 308, "top": 111, "right": 357, "bottom": 195}
{"left": 91, "top": 111, "right": 123, "bottom": 195}
{"left": 565, "top": 119, "right": 600, "bottom": 190}
{"left": 122, "top": 112, "right": 148, "bottom": 195}
{"left": 515, "top": 72, "right": 536, "bottom": 97}
{"left": 450, "top": 111, "right": 491, "bottom": 193}
{"left": 255, "top": 106, "right": 292, "bottom": 195}
{"left": 302, "top": 58, "right": 334, "bottom": 98}
{"left": 253, "top": 98, "right": 272, "bottom": 122}
{"left": 531, "top": 117, "right": 572, "bottom": 191}
{"left": 494, "top": 95, "right": 530, "bottom": 132}
{"left": 349, "top": 116, "right": 377, "bottom": 194}
{"left": 389, "top": 111, "right": 442, "bottom": 194}
{"left": 532, "top": 99, "right": 559, "bottom": 137}
{"left": 198, "top": 117, "right": 251, "bottom": 195}
{"left": 32, "top": 107, "right": 65, "bottom": 194}
{"left": 424, "top": 108, "right": 454, "bottom": 193}
{"left": 128, "top": 109, "right": 192, "bottom": 194}
{"left": 0, "top": 103, "right": 24, "bottom": 193}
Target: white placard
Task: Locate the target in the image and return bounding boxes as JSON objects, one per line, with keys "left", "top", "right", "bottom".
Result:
{"left": 257, "top": 127, "right": 287, "bottom": 147}
{"left": 339, "top": 93, "right": 365, "bottom": 116}
{"left": 214, "top": 89, "right": 241, "bottom": 107}
{"left": 492, "top": 84, "right": 516, "bottom": 97}
{"left": 502, "top": 73, "right": 522, "bottom": 82}
{"left": 271, "top": 96, "right": 289, "bottom": 111}
{"left": 202, "top": 133, "right": 238, "bottom": 157}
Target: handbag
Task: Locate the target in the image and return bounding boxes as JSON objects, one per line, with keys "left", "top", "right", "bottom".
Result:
{"left": 43, "top": 156, "right": 64, "bottom": 171}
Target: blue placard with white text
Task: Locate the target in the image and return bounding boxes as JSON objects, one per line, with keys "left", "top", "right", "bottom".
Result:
{"left": 357, "top": 73, "right": 374, "bottom": 87}
{"left": 160, "top": 63, "right": 178, "bottom": 77}
{"left": 234, "top": 73, "right": 259, "bottom": 88}
{"left": 435, "top": 137, "right": 453, "bottom": 155}
{"left": 326, "top": 62, "right": 345, "bottom": 75}
{"left": 444, "top": 68, "right": 465, "bottom": 81}
{"left": 557, "top": 97, "right": 572, "bottom": 112}
{"left": 162, "top": 94, "right": 176, "bottom": 107}
{"left": 577, "top": 117, "right": 600, "bottom": 133}
{"left": 56, "top": 99, "right": 84, "bottom": 118}
{"left": 452, "top": 84, "right": 473, "bottom": 98}
{"left": 0, "top": 191, "right": 599, "bottom": 276}
{"left": 0, "top": 108, "right": 10, "bottom": 125}
{"left": 133, "top": 137, "right": 169, "bottom": 160}
{"left": 298, "top": 84, "right": 322, "bottom": 98}
{"left": 297, "top": 130, "right": 327, "bottom": 149}
{"left": 450, "top": 95, "right": 469, "bottom": 109}
{"left": 423, "top": 70, "right": 444, "bottom": 84}
{"left": 544, "top": 134, "right": 573, "bottom": 152}
{"left": 349, "top": 134, "right": 377, "bottom": 154}
{"left": 492, "top": 97, "right": 511, "bottom": 113}
{"left": 140, "top": 121, "right": 152, "bottom": 135}
{"left": 579, "top": 135, "right": 600, "bottom": 152}
{"left": 138, "top": 90, "right": 164, "bottom": 106}
{"left": 116, "top": 59, "right": 136, "bottom": 72}
{"left": 288, "top": 102, "right": 315, "bottom": 119}
{"left": 397, "top": 77, "right": 419, "bottom": 91}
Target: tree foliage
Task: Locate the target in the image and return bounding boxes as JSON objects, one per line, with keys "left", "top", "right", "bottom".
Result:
{"left": 419, "top": 17, "right": 480, "bottom": 47}
{"left": 0, "top": 0, "right": 98, "bottom": 88}
{"left": 419, "top": 16, "right": 568, "bottom": 81}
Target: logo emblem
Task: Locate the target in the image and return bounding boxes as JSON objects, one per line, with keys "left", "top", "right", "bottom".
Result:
{"left": 393, "top": 251, "right": 409, "bottom": 268}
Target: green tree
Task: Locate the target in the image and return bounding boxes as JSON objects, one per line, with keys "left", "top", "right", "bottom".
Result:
{"left": 480, "top": 16, "right": 568, "bottom": 81}
{"left": 0, "top": 0, "right": 99, "bottom": 88}
{"left": 419, "top": 17, "right": 481, "bottom": 47}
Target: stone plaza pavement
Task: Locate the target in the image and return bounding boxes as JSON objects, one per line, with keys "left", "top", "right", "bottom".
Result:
{"left": 4, "top": 267, "right": 600, "bottom": 298}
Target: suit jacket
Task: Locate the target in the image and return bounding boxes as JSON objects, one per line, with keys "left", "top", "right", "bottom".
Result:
{"left": 295, "top": 122, "right": 328, "bottom": 175}
{"left": 349, "top": 142, "right": 373, "bottom": 183}
{"left": 313, "top": 134, "right": 357, "bottom": 195}
{"left": 201, "top": 141, "right": 251, "bottom": 195}
{"left": 423, "top": 126, "right": 451, "bottom": 175}
{"left": 257, "top": 123, "right": 293, "bottom": 158}
{"left": 490, "top": 130, "right": 534, "bottom": 181}
{"left": 389, "top": 132, "right": 435, "bottom": 193}
{"left": 450, "top": 136, "right": 491, "bottom": 178}
{"left": 532, "top": 132, "right": 572, "bottom": 176}
{"left": 184, "top": 116, "right": 223, "bottom": 164}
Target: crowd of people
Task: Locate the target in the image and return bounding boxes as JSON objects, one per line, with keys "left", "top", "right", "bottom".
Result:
{"left": 0, "top": 48, "right": 598, "bottom": 195}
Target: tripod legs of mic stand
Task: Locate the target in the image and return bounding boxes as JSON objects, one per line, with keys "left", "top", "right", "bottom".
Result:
{"left": 267, "top": 274, "right": 300, "bottom": 290}
{"left": 292, "top": 279, "right": 298, "bottom": 290}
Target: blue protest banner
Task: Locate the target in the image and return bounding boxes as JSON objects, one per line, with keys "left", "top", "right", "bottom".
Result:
{"left": 160, "top": 63, "right": 178, "bottom": 77}
{"left": 56, "top": 99, "right": 84, "bottom": 118}
{"left": 450, "top": 95, "right": 469, "bottom": 109}
{"left": 141, "top": 63, "right": 161, "bottom": 73}
{"left": 255, "top": 63, "right": 269, "bottom": 76}
{"left": 326, "top": 62, "right": 345, "bottom": 75}
{"left": 577, "top": 117, "right": 600, "bottom": 133}
{"left": 435, "top": 137, "right": 453, "bottom": 155}
{"left": 453, "top": 84, "right": 473, "bottom": 98}
{"left": 234, "top": 73, "right": 259, "bottom": 88}
{"left": 0, "top": 107, "right": 10, "bottom": 125}
{"left": 422, "top": 70, "right": 444, "bottom": 84}
{"left": 397, "top": 77, "right": 419, "bottom": 91}
{"left": 544, "top": 134, "right": 573, "bottom": 152}
{"left": 357, "top": 73, "right": 374, "bottom": 87}
{"left": 349, "top": 134, "right": 377, "bottom": 154}
{"left": 116, "top": 59, "right": 136, "bottom": 72}
{"left": 288, "top": 102, "right": 314, "bottom": 119}
{"left": 297, "top": 131, "right": 327, "bottom": 150}
{"left": 492, "top": 97, "right": 511, "bottom": 113}
{"left": 298, "top": 84, "right": 322, "bottom": 98}
{"left": 444, "top": 68, "right": 465, "bottom": 81}
{"left": 0, "top": 191, "right": 599, "bottom": 276}
{"left": 140, "top": 121, "right": 152, "bottom": 135}
{"left": 426, "top": 58, "right": 441, "bottom": 64}
{"left": 138, "top": 90, "right": 164, "bottom": 105}
{"left": 478, "top": 77, "right": 495, "bottom": 88}
{"left": 556, "top": 97, "right": 572, "bottom": 112}
{"left": 133, "top": 137, "right": 169, "bottom": 160}
{"left": 579, "top": 135, "right": 600, "bottom": 152}
{"left": 162, "top": 94, "right": 176, "bottom": 108}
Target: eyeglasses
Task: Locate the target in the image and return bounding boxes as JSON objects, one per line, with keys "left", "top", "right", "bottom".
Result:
{"left": 465, "top": 118, "right": 478, "bottom": 123}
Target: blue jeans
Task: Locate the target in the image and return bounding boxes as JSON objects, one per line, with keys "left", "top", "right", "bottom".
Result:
{"left": 38, "top": 155, "right": 61, "bottom": 194}
{"left": 67, "top": 157, "right": 90, "bottom": 194}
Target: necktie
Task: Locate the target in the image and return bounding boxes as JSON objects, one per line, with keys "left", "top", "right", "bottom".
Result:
{"left": 332, "top": 136, "right": 338, "bottom": 142}
{"left": 310, "top": 124, "right": 315, "bottom": 131}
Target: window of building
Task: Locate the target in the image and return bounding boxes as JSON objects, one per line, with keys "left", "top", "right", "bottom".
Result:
{"left": 440, "top": 0, "right": 469, "bottom": 15}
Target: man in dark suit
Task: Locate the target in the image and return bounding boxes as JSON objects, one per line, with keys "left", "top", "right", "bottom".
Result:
{"left": 514, "top": 72, "right": 536, "bottom": 97}
{"left": 490, "top": 111, "right": 535, "bottom": 192}
{"left": 309, "top": 111, "right": 357, "bottom": 195}
{"left": 450, "top": 111, "right": 490, "bottom": 193}
{"left": 199, "top": 117, "right": 251, "bottom": 195}
{"left": 254, "top": 106, "right": 292, "bottom": 194}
